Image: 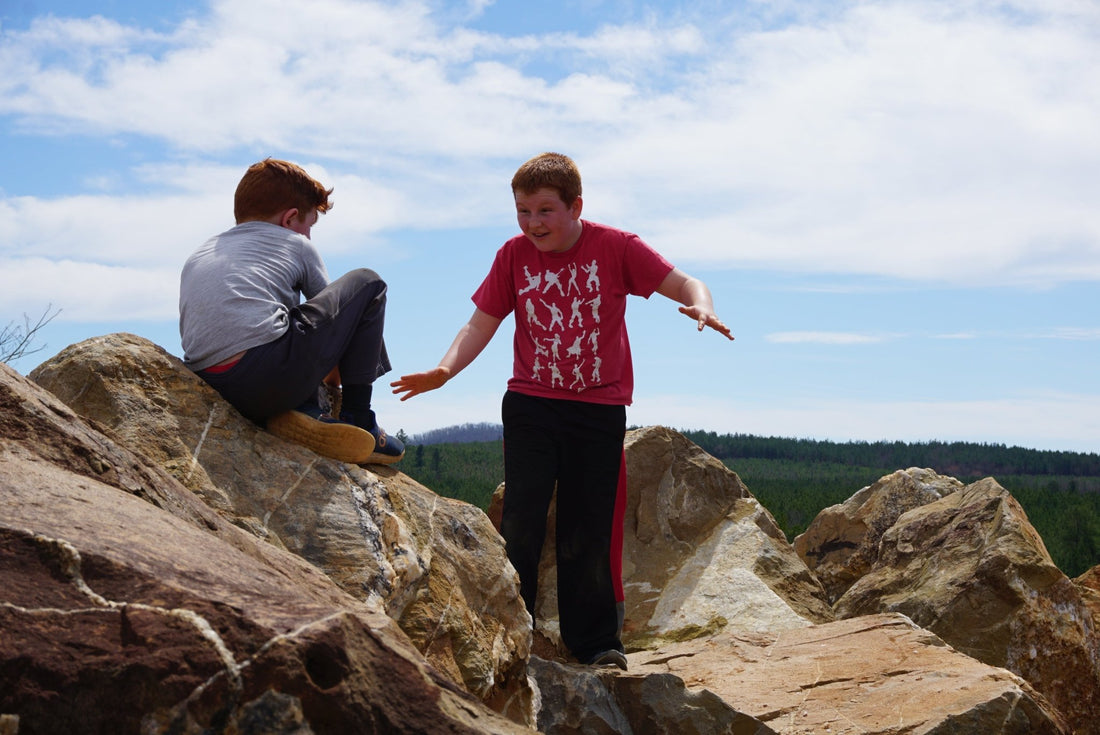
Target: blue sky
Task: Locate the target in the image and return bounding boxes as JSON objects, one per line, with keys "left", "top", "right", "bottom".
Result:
{"left": 2, "top": 0, "right": 1098, "bottom": 452}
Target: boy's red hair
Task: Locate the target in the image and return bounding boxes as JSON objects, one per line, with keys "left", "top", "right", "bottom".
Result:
{"left": 234, "top": 158, "right": 334, "bottom": 223}
{"left": 511, "top": 152, "right": 582, "bottom": 206}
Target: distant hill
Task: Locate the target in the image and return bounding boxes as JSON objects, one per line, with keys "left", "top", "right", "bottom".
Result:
{"left": 411, "top": 422, "right": 504, "bottom": 445}
{"left": 677, "top": 430, "right": 1100, "bottom": 481}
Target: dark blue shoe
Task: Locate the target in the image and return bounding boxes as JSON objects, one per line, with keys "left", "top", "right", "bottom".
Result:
{"left": 363, "top": 422, "right": 405, "bottom": 465}
{"left": 339, "top": 409, "right": 405, "bottom": 465}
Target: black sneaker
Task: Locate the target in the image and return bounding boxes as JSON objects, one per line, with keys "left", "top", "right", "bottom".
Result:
{"left": 587, "top": 649, "right": 628, "bottom": 671}
{"left": 267, "top": 400, "right": 375, "bottom": 464}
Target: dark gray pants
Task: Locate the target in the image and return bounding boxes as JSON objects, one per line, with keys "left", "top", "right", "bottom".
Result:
{"left": 198, "top": 268, "right": 390, "bottom": 423}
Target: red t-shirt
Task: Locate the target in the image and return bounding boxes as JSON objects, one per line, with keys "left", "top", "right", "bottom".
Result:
{"left": 473, "top": 220, "right": 674, "bottom": 405}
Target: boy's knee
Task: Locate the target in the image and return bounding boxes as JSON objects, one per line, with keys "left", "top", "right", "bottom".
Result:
{"left": 347, "top": 267, "right": 384, "bottom": 286}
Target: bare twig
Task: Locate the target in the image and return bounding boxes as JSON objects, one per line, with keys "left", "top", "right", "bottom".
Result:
{"left": 0, "top": 304, "right": 62, "bottom": 364}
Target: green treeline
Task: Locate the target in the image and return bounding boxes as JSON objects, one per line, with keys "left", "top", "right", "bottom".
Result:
{"left": 678, "top": 431, "right": 1100, "bottom": 479}
{"left": 400, "top": 440, "right": 505, "bottom": 508}
{"left": 397, "top": 431, "right": 1100, "bottom": 578}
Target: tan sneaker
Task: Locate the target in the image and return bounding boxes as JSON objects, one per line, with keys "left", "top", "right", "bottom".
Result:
{"left": 267, "top": 409, "right": 375, "bottom": 463}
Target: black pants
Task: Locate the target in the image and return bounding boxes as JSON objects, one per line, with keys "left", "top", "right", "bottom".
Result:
{"left": 199, "top": 268, "right": 390, "bottom": 423}
{"left": 500, "top": 390, "right": 626, "bottom": 662}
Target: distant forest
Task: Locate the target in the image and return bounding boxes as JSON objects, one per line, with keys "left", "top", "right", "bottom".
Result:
{"left": 410, "top": 422, "right": 503, "bottom": 445}
{"left": 397, "top": 426, "right": 1100, "bottom": 578}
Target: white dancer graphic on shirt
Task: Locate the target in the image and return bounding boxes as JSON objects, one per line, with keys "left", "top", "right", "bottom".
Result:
{"left": 587, "top": 294, "right": 602, "bottom": 323}
{"left": 566, "top": 332, "right": 585, "bottom": 359}
{"left": 540, "top": 299, "right": 564, "bottom": 331}
{"left": 567, "top": 262, "right": 581, "bottom": 295}
{"left": 525, "top": 298, "right": 546, "bottom": 330}
{"left": 545, "top": 333, "right": 561, "bottom": 360}
{"left": 519, "top": 266, "right": 542, "bottom": 295}
{"left": 543, "top": 268, "right": 565, "bottom": 297}
{"left": 517, "top": 255, "right": 609, "bottom": 393}
{"left": 570, "top": 360, "right": 586, "bottom": 391}
{"left": 549, "top": 362, "right": 564, "bottom": 388}
{"left": 582, "top": 260, "right": 600, "bottom": 292}
{"left": 569, "top": 296, "right": 585, "bottom": 329}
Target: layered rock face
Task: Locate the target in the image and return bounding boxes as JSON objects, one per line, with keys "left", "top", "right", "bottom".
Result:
{"left": 3, "top": 332, "right": 1095, "bottom": 734}
{"left": 28, "top": 333, "right": 534, "bottom": 723}
{"left": 793, "top": 467, "right": 964, "bottom": 603}
{"left": 809, "top": 473, "right": 1100, "bottom": 734}
{"left": 0, "top": 358, "right": 530, "bottom": 735}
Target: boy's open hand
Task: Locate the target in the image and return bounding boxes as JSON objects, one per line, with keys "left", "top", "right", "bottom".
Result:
{"left": 391, "top": 366, "right": 451, "bottom": 401}
{"left": 679, "top": 305, "right": 734, "bottom": 340}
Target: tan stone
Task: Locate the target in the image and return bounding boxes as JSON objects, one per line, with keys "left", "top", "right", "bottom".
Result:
{"left": 0, "top": 361, "right": 533, "bottom": 735}
{"left": 28, "top": 333, "right": 534, "bottom": 724}
{"left": 835, "top": 478, "right": 1100, "bottom": 735}
{"left": 793, "top": 467, "right": 963, "bottom": 603}
{"left": 629, "top": 613, "right": 1067, "bottom": 735}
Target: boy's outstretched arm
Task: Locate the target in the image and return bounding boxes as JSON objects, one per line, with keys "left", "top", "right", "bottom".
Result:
{"left": 390, "top": 308, "right": 503, "bottom": 400}
{"left": 656, "top": 268, "right": 735, "bottom": 340}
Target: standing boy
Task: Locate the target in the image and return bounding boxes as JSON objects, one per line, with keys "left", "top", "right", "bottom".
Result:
{"left": 391, "top": 152, "right": 732, "bottom": 669}
{"left": 180, "top": 158, "right": 404, "bottom": 465}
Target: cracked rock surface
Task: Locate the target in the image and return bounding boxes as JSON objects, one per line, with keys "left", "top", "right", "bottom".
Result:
{"left": 1, "top": 358, "right": 533, "bottom": 735}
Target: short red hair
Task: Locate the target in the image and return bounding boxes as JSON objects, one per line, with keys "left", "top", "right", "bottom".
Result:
{"left": 233, "top": 158, "right": 333, "bottom": 223}
{"left": 511, "top": 152, "right": 582, "bottom": 206}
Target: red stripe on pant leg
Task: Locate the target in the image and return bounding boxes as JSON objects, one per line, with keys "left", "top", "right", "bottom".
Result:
{"left": 610, "top": 449, "right": 626, "bottom": 603}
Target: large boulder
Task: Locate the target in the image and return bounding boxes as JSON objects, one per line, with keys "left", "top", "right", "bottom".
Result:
{"left": 0, "top": 361, "right": 531, "bottom": 735}
{"left": 628, "top": 613, "right": 1068, "bottom": 735}
{"left": 28, "top": 333, "right": 534, "bottom": 724}
{"left": 834, "top": 477, "right": 1100, "bottom": 735}
{"left": 793, "top": 467, "right": 963, "bottom": 603}
{"left": 622, "top": 427, "right": 834, "bottom": 643}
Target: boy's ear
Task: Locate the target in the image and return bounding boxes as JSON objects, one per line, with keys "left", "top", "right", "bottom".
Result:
{"left": 279, "top": 208, "right": 301, "bottom": 228}
{"left": 570, "top": 196, "right": 583, "bottom": 219}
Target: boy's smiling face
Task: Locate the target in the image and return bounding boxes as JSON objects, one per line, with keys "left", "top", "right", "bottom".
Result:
{"left": 515, "top": 187, "right": 584, "bottom": 253}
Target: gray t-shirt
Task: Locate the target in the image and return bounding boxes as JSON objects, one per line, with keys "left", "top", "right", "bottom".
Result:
{"left": 179, "top": 221, "right": 330, "bottom": 371}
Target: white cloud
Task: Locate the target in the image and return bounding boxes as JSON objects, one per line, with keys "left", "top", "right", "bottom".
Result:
{"left": 1044, "top": 327, "right": 1100, "bottom": 341}
{"left": 0, "top": 0, "right": 1098, "bottom": 291}
{"left": 0, "top": 258, "right": 179, "bottom": 322}
{"left": 765, "top": 331, "right": 885, "bottom": 345}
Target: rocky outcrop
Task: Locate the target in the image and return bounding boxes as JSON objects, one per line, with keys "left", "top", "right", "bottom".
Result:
{"left": 29, "top": 333, "right": 534, "bottom": 723}
{"left": 0, "top": 360, "right": 531, "bottom": 735}
{"left": 622, "top": 427, "right": 835, "bottom": 642}
{"left": 4, "top": 332, "right": 1089, "bottom": 734}
{"left": 794, "top": 467, "right": 964, "bottom": 603}
{"left": 828, "top": 475, "right": 1100, "bottom": 735}
{"left": 629, "top": 613, "right": 1066, "bottom": 734}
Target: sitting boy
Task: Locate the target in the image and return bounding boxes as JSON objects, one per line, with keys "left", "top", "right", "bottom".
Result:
{"left": 179, "top": 158, "right": 403, "bottom": 465}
